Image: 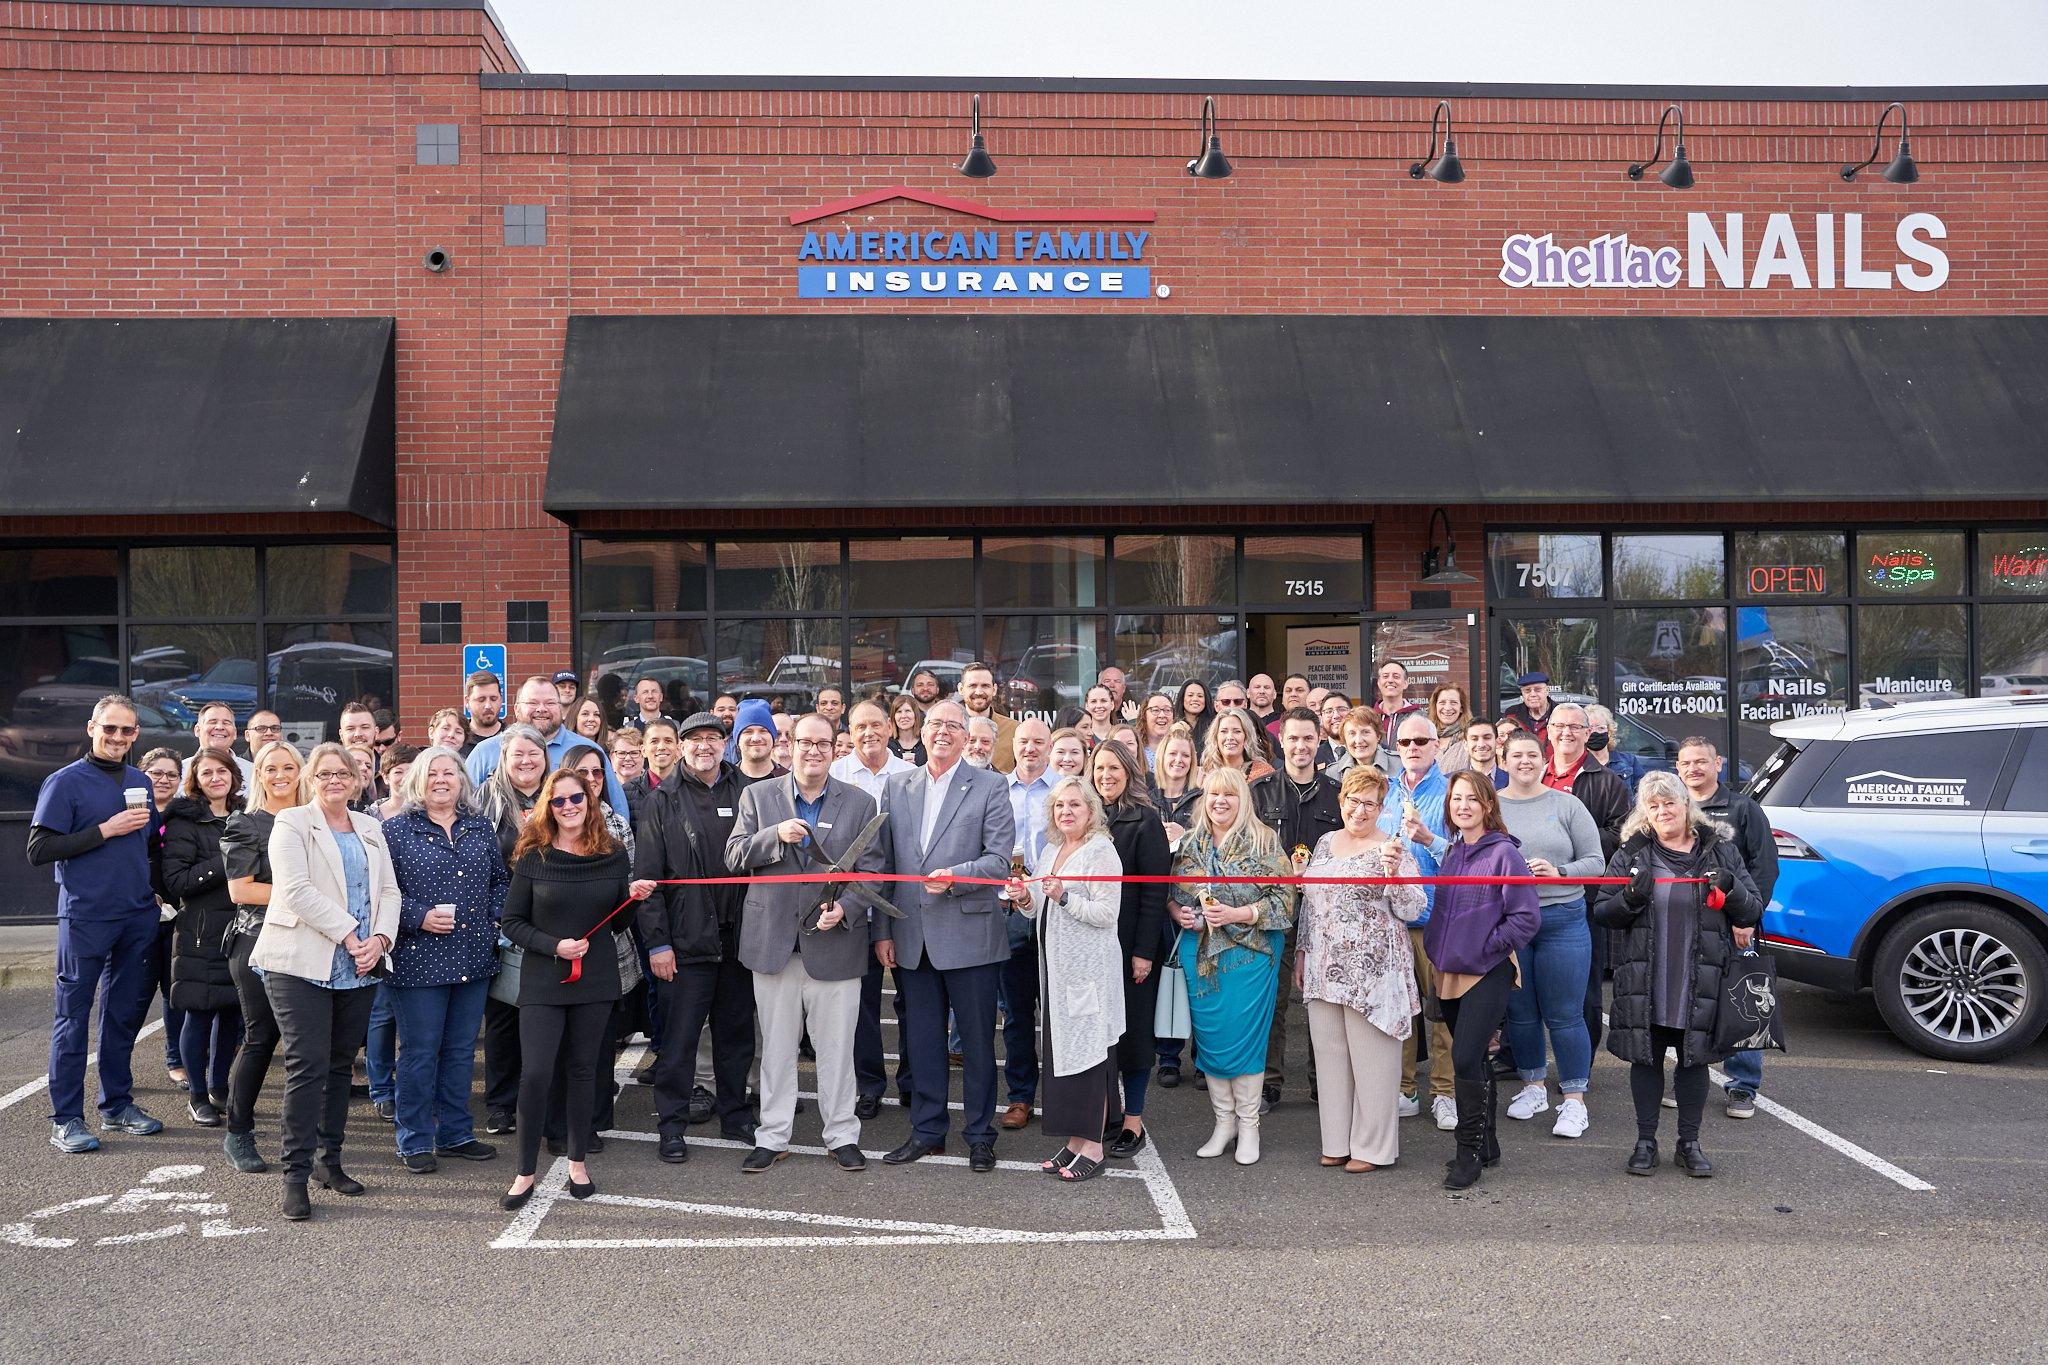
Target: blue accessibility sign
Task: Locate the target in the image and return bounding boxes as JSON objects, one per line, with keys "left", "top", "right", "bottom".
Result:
{"left": 463, "top": 644, "right": 507, "bottom": 719}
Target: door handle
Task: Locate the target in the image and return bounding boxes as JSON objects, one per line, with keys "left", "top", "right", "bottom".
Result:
{"left": 2012, "top": 840, "right": 2048, "bottom": 856}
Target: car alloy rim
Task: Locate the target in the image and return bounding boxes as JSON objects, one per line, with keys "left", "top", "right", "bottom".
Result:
{"left": 1897, "top": 927, "right": 2029, "bottom": 1042}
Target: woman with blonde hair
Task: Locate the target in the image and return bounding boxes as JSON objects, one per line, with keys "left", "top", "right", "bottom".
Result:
{"left": 1199, "top": 708, "right": 1274, "bottom": 784}
{"left": 1165, "top": 765, "right": 1294, "bottom": 1164}
{"left": 219, "top": 739, "right": 302, "bottom": 1173}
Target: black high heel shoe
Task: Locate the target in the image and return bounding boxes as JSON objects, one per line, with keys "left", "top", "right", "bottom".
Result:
{"left": 500, "top": 1181, "right": 537, "bottom": 1211}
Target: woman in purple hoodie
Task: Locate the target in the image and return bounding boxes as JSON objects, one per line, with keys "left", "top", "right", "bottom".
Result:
{"left": 1424, "top": 770, "right": 1541, "bottom": 1190}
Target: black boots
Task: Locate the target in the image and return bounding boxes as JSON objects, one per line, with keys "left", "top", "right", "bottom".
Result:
{"left": 282, "top": 1181, "right": 311, "bottom": 1221}
{"left": 1442, "top": 1076, "right": 1495, "bottom": 1190}
{"left": 1627, "top": 1138, "right": 1659, "bottom": 1175}
{"left": 1675, "top": 1139, "right": 1714, "bottom": 1178}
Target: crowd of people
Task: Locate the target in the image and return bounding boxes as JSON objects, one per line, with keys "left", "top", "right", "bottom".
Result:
{"left": 28, "top": 657, "right": 1776, "bottom": 1221}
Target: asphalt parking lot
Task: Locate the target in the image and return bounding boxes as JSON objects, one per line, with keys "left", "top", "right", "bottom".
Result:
{"left": 1, "top": 976, "right": 2044, "bottom": 1363}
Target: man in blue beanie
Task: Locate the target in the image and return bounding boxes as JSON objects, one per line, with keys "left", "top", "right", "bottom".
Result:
{"left": 726, "top": 699, "right": 784, "bottom": 784}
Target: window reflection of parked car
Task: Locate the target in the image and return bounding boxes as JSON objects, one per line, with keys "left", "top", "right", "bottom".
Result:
{"left": 0, "top": 684, "right": 192, "bottom": 796}
{"left": 900, "top": 659, "right": 968, "bottom": 699}
{"left": 589, "top": 654, "right": 710, "bottom": 723}
{"left": 267, "top": 643, "right": 393, "bottom": 725}
{"left": 133, "top": 656, "right": 262, "bottom": 725}
{"left": 1004, "top": 641, "right": 1088, "bottom": 716}
{"left": 1982, "top": 674, "right": 2048, "bottom": 697}
{"left": 1128, "top": 644, "right": 1233, "bottom": 697}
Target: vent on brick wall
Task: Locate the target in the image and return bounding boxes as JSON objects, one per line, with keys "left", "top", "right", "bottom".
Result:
{"left": 507, "top": 600, "right": 549, "bottom": 644}
{"left": 503, "top": 204, "right": 547, "bottom": 246}
{"left": 420, "top": 601, "right": 462, "bottom": 645}
{"left": 415, "top": 124, "right": 459, "bottom": 166}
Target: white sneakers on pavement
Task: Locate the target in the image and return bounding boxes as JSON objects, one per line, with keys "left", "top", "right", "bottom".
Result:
{"left": 1506, "top": 1084, "right": 1550, "bottom": 1120}
{"left": 1396, "top": 1093, "right": 1421, "bottom": 1119}
{"left": 1431, "top": 1095, "right": 1457, "bottom": 1131}
{"left": 1551, "top": 1096, "right": 1589, "bottom": 1138}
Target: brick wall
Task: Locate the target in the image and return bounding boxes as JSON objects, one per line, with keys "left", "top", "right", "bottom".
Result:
{"left": 3, "top": 4, "right": 2046, "bottom": 727}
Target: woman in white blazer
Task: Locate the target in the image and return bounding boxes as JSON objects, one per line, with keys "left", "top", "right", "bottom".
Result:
{"left": 254, "top": 741, "right": 402, "bottom": 1222}
{"left": 1004, "top": 776, "right": 1126, "bottom": 1184}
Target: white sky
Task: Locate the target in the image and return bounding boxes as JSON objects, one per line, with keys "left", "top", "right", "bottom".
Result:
{"left": 490, "top": 0, "right": 2048, "bottom": 84}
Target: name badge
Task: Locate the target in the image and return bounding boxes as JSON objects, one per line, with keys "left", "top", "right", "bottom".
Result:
{"left": 717, "top": 807, "right": 734, "bottom": 818}
{"left": 817, "top": 822, "right": 833, "bottom": 830}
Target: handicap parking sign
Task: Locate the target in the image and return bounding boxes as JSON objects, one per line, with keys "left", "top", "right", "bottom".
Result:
{"left": 464, "top": 644, "right": 508, "bottom": 717}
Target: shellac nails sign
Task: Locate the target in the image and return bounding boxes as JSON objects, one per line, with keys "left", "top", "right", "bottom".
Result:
{"left": 788, "top": 186, "right": 1155, "bottom": 299}
{"left": 1500, "top": 213, "right": 1949, "bottom": 292}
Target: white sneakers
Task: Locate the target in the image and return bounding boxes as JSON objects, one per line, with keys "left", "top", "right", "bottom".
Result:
{"left": 1506, "top": 1084, "right": 1551, "bottom": 1120}
{"left": 1396, "top": 1092, "right": 1421, "bottom": 1119}
{"left": 1431, "top": 1095, "right": 1458, "bottom": 1131}
{"left": 1551, "top": 1096, "right": 1589, "bottom": 1138}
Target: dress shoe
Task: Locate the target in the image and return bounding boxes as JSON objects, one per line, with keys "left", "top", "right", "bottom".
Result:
{"left": 282, "top": 1181, "right": 311, "bottom": 1221}
{"left": 1107, "top": 1127, "right": 1147, "bottom": 1159}
{"left": 1319, "top": 1154, "right": 1346, "bottom": 1168}
{"left": 883, "top": 1137, "right": 944, "bottom": 1165}
{"left": 854, "top": 1093, "right": 882, "bottom": 1121}
{"left": 314, "top": 1164, "right": 365, "bottom": 1196}
{"left": 485, "top": 1109, "right": 515, "bottom": 1135}
{"left": 567, "top": 1175, "right": 597, "bottom": 1200}
{"left": 167, "top": 1064, "right": 189, "bottom": 1086}
{"left": 969, "top": 1142, "right": 997, "bottom": 1173}
{"left": 499, "top": 1184, "right": 535, "bottom": 1212}
{"left": 209, "top": 1088, "right": 229, "bottom": 1112}
{"left": 403, "top": 1152, "right": 438, "bottom": 1174}
{"left": 686, "top": 1086, "right": 716, "bottom": 1125}
{"left": 1344, "top": 1158, "right": 1376, "bottom": 1174}
{"left": 631, "top": 1054, "right": 658, "bottom": 1086}
{"left": 187, "top": 1099, "right": 223, "bottom": 1128}
{"left": 1675, "top": 1139, "right": 1714, "bottom": 1178}
{"left": 437, "top": 1140, "right": 497, "bottom": 1162}
{"left": 831, "top": 1144, "right": 867, "bottom": 1171}
{"left": 721, "top": 1121, "right": 759, "bottom": 1144}
{"left": 999, "top": 1102, "right": 1032, "bottom": 1130}
{"left": 100, "top": 1104, "right": 164, "bottom": 1136}
{"left": 658, "top": 1134, "right": 689, "bottom": 1163}
{"left": 1156, "top": 1063, "right": 1181, "bottom": 1089}
{"left": 741, "top": 1146, "right": 787, "bottom": 1174}
{"left": 374, "top": 1098, "right": 395, "bottom": 1123}
{"left": 1627, "top": 1138, "right": 1660, "bottom": 1176}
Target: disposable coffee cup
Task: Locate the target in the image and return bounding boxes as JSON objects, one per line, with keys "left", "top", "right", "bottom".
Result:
{"left": 123, "top": 787, "right": 148, "bottom": 810}
{"left": 434, "top": 902, "right": 456, "bottom": 915}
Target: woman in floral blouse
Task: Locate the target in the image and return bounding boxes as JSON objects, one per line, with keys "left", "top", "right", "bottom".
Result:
{"left": 1298, "top": 764, "right": 1425, "bottom": 1172}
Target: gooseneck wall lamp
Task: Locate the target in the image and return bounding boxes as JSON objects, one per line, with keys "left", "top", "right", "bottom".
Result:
{"left": 1187, "top": 96, "right": 1232, "bottom": 179}
{"left": 958, "top": 94, "right": 996, "bottom": 179}
{"left": 1408, "top": 99, "right": 1465, "bottom": 183}
{"left": 1842, "top": 101, "right": 1919, "bottom": 183}
{"left": 1626, "top": 104, "right": 1695, "bottom": 189}
{"left": 1420, "top": 508, "right": 1478, "bottom": 585}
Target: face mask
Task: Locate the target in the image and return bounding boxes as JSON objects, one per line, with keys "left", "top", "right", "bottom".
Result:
{"left": 1586, "top": 731, "right": 1610, "bottom": 753}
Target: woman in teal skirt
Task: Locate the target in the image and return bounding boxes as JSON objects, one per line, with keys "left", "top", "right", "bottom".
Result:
{"left": 1167, "top": 765, "right": 1295, "bottom": 1166}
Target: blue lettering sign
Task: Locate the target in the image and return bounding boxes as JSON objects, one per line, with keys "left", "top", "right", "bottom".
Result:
{"left": 798, "top": 266, "right": 1150, "bottom": 299}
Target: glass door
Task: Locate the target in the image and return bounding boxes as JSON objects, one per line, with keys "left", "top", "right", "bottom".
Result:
{"left": 1368, "top": 612, "right": 1483, "bottom": 713}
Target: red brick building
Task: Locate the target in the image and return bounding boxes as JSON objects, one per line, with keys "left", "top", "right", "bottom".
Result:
{"left": 3, "top": 0, "right": 2046, "bottom": 914}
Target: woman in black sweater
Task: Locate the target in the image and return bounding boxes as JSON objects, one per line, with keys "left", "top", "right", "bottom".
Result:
{"left": 219, "top": 740, "right": 304, "bottom": 1173}
{"left": 1090, "top": 740, "right": 1169, "bottom": 1157}
{"left": 158, "top": 748, "right": 246, "bottom": 1127}
{"left": 498, "top": 768, "right": 655, "bottom": 1209}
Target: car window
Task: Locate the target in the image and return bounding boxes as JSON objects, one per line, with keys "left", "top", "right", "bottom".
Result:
{"left": 2000, "top": 730, "right": 2048, "bottom": 814}
{"left": 1809, "top": 730, "right": 2014, "bottom": 813}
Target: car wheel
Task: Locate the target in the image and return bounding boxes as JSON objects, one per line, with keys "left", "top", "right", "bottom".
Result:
{"left": 1872, "top": 901, "right": 2048, "bottom": 1062}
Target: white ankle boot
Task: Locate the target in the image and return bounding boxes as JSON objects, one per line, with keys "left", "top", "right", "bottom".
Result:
{"left": 1231, "top": 1075, "right": 1263, "bottom": 1165}
{"left": 1195, "top": 1079, "right": 1237, "bottom": 1158}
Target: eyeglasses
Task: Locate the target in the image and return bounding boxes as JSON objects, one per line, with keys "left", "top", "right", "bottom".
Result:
{"left": 248, "top": 724, "right": 283, "bottom": 736}
{"left": 313, "top": 770, "right": 355, "bottom": 783}
{"left": 1396, "top": 736, "right": 1435, "bottom": 748}
{"left": 1340, "top": 796, "right": 1382, "bottom": 811}
{"left": 145, "top": 768, "right": 179, "bottom": 783}
{"left": 573, "top": 766, "right": 604, "bottom": 783}
{"left": 927, "top": 719, "right": 966, "bottom": 733}
{"left": 549, "top": 791, "right": 587, "bottom": 810}
{"left": 1549, "top": 723, "right": 1588, "bottom": 733}
{"left": 793, "top": 738, "right": 835, "bottom": 751}
{"left": 96, "top": 723, "right": 138, "bottom": 737}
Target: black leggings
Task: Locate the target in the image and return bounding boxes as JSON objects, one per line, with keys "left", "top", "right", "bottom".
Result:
{"left": 1437, "top": 958, "right": 1516, "bottom": 1087}
{"left": 1629, "top": 1024, "right": 1708, "bottom": 1142}
{"left": 517, "top": 1000, "right": 613, "bottom": 1176}
{"left": 225, "top": 931, "right": 281, "bottom": 1136}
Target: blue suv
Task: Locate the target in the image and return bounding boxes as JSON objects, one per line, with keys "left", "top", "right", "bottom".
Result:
{"left": 1752, "top": 696, "right": 2048, "bottom": 1062}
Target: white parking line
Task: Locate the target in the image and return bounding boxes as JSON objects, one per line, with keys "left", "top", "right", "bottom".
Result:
{"left": 1708, "top": 1064, "right": 1936, "bottom": 1193}
{"left": 0, "top": 1019, "right": 167, "bottom": 1116}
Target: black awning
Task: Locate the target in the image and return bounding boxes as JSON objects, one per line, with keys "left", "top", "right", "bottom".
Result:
{"left": 0, "top": 317, "right": 397, "bottom": 526}
{"left": 542, "top": 313, "right": 2048, "bottom": 515}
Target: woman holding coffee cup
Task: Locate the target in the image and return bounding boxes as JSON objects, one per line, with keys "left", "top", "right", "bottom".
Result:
{"left": 380, "top": 746, "right": 510, "bottom": 1173}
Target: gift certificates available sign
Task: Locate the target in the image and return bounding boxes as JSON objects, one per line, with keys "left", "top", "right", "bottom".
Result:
{"left": 788, "top": 186, "right": 1155, "bottom": 299}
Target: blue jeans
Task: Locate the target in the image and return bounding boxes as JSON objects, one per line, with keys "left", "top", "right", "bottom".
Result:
{"left": 1723, "top": 1048, "right": 1763, "bottom": 1098}
{"left": 365, "top": 982, "right": 397, "bottom": 1104}
{"left": 389, "top": 977, "right": 490, "bottom": 1156}
{"left": 49, "top": 914, "right": 158, "bottom": 1124}
{"left": 1503, "top": 897, "right": 1594, "bottom": 1094}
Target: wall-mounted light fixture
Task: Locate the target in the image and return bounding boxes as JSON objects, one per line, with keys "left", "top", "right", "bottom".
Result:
{"left": 958, "top": 94, "right": 996, "bottom": 179}
{"left": 1186, "top": 96, "right": 1232, "bottom": 179}
{"left": 1420, "top": 508, "right": 1477, "bottom": 585}
{"left": 1842, "top": 101, "right": 1919, "bottom": 183}
{"left": 1626, "top": 104, "right": 1695, "bottom": 189}
{"left": 1408, "top": 99, "right": 1465, "bottom": 183}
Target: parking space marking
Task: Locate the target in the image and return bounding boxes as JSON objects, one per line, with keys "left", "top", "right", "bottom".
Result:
{"left": 1709, "top": 1063, "right": 1937, "bottom": 1192}
{"left": 0, "top": 1018, "right": 167, "bottom": 1116}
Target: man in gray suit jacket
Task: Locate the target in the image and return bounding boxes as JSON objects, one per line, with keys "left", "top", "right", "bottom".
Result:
{"left": 875, "top": 699, "right": 1015, "bottom": 1171}
{"left": 726, "top": 714, "right": 888, "bottom": 1174}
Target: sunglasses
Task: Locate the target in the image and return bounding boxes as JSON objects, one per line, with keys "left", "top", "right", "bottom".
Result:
{"left": 549, "top": 790, "right": 587, "bottom": 810}
{"left": 1396, "top": 737, "right": 1434, "bottom": 748}
{"left": 1217, "top": 697, "right": 1248, "bottom": 707}
{"left": 96, "top": 724, "right": 139, "bottom": 737}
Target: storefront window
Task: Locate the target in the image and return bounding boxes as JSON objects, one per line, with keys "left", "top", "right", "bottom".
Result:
{"left": 715, "top": 541, "right": 841, "bottom": 614}
{"left": 579, "top": 619, "right": 711, "bottom": 722}
{"left": 1612, "top": 535, "right": 1724, "bottom": 601}
{"left": 0, "top": 623, "right": 125, "bottom": 813}
{"left": 264, "top": 623, "right": 394, "bottom": 748}
{"left": 1734, "top": 532, "right": 1846, "bottom": 600}
{"left": 1372, "top": 619, "right": 1467, "bottom": 711}
{"left": 1977, "top": 604, "right": 2048, "bottom": 696}
{"left": 1854, "top": 531, "right": 1964, "bottom": 599}
{"left": 1115, "top": 614, "right": 1237, "bottom": 698}
{"left": 1977, "top": 530, "right": 2048, "bottom": 599}
{"left": 579, "top": 540, "right": 707, "bottom": 614}
{"left": 850, "top": 616, "right": 976, "bottom": 697}
{"left": 1493, "top": 616, "right": 1599, "bottom": 713}
{"left": 1241, "top": 535, "right": 1365, "bottom": 606}
{"left": 1858, "top": 603, "right": 1967, "bottom": 704}
{"left": 715, "top": 617, "right": 841, "bottom": 712}
{"left": 850, "top": 539, "right": 971, "bottom": 611}
{"left": 1733, "top": 605, "right": 1848, "bottom": 767}
{"left": 1612, "top": 608, "right": 1729, "bottom": 757}
{"left": 1115, "top": 535, "right": 1233, "bottom": 608}
{"left": 130, "top": 546, "right": 257, "bottom": 618}
{"left": 0, "top": 548, "right": 118, "bottom": 617}
{"left": 982, "top": 538, "right": 1103, "bottom": 610}
{"left": 1487, "top": 533, "right": 1602, "bottom": 602}
{"left": 127, "top": 624, "right": 262, "bottom": 726}
{"left": 984, "top": 615, "right": 1102, "bottom": 723}
{"left": 267, "top": 545, "right": 395, "bottom": 618}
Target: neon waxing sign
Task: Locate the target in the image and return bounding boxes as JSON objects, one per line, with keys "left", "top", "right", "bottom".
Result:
{"left": 1499, "top": 213, "right": 1948, "bottom": 292}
